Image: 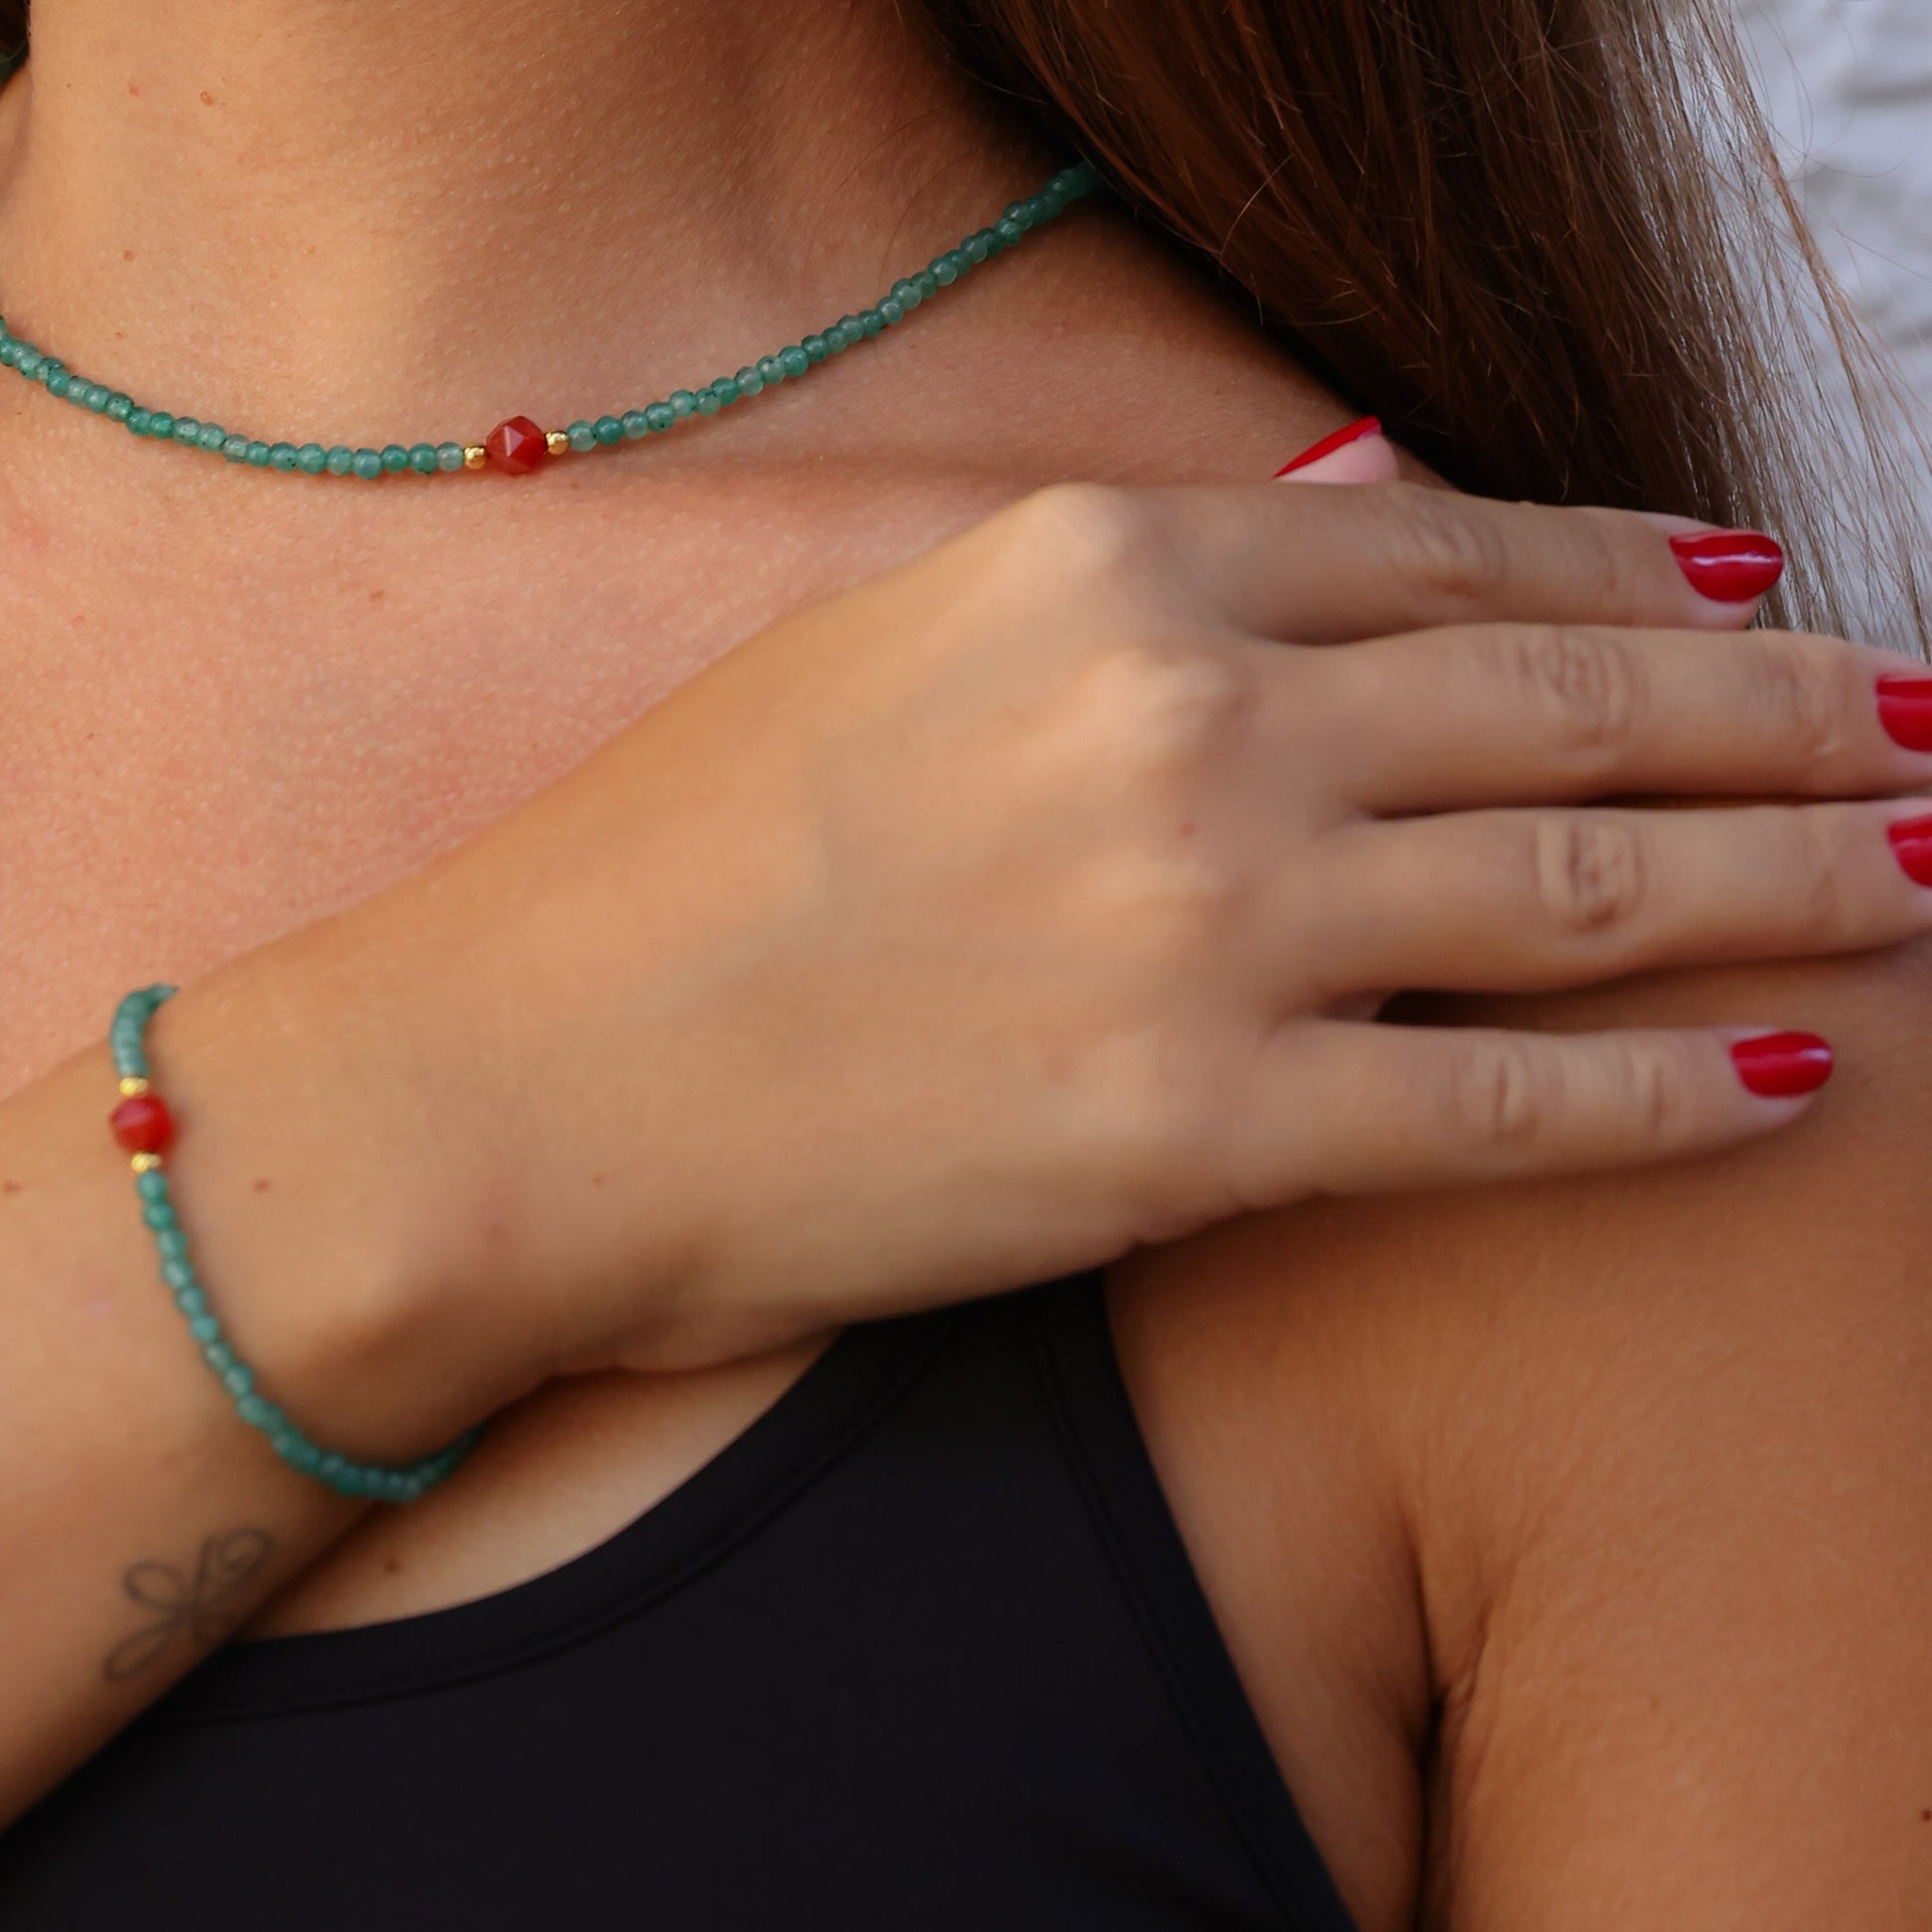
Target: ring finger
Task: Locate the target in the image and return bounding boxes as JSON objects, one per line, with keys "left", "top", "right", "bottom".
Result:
{"left": 1285, "top": 800, "right": 1932, "bottom": 1000}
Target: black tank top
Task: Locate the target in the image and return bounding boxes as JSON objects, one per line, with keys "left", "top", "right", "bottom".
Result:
{"left": 0, "top": 1271, "right": 1361, "bottom": 1930}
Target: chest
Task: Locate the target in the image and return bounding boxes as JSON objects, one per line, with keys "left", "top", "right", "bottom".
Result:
{"left": 0, "top": 460, "right": 1003, "bottom": 1094}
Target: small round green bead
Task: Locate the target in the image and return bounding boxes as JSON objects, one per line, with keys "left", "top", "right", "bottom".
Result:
{"left": 437, "top": 442, "right": 465, "bottom": 472}
{"left": 187, "top": 1314, "right": 220, "bottom": 1344}
{"left": 220, "top": 1363, "right": 255, "bottom": 1398}
{"left": 14, "top": 349, "right": 41, "bottom": 377}
{"left": 141, "top": 1200, "right": 177, "bottom": 1230}
{"left": 45, "top": 370, "right": 70, "bottom": 399}
{"left": 801, "top": 334, "right": 829, "bottom": 362}
{"left": 135, "top": 1169, "right": 169, "bottom": 1203}
{"left": 297, "top": 443, "right": 327, "bottom": 474}
{"left": 593, "top": 415, "right": 623, "bottom": 446}
{"left": 408, "top": 444, "right": 438, "bottom": 475}
{"left": 104, "top": 392, "right": 134, "bottom": 419}
{"left": 174, "top": 1288, "right": 207, "bottom": 1319}
{"left": 621, "top": 409, "right": 651, "bottom": 438}
{"left": 246, "top": 440, "right": 271, "bottom": 467}
{"left": 860, "top": 310, "right": 886, "bottom": 337}
{"left": 735, "top": 365, "right": 763, "bottom": 398}
{"left": 567, "top": 420, "right": 596, "bottom": 453}
{"left": 892, "top": 278, "right": 924, "bottom": 310}
{"left": 222, "top": 434, "right": 251, "bottom": 462}
{"left": 695, "top": 391, "right": 721, "bottom": 417}
{"left": 160, "top": 1257, "right": 194, "bottom": 1290}
{"left": 929, "top": 256, "right": 958, "bottom": 287}
{"left": 236, "top": 1393, "right": 271, "bottom": 1428}
{"left": 197, "top": 423, "right": 227, "bottom": 451}
{"left": 381, "top": 445, "right": 410, "bottom": 474}
{"left": 325, "top": 446, "right": 354, "bottom": 476}
{"left": 669, "top": 389, "right": 696, "bottom": 418}
{"left": 156, "top": 1227, "right": 189, "bottom": 1261}
{"left": 269, "top": 443, "right": 298, "bottom": 471}
{"left": 877, "top": 298, "right": 904, "bottom": 326}
{"left": 352, "top": 448, "right": 382, "bottom": 480}
{"left": 757, "top": 356, "right": 785, "bottom": 385}
{"left": 778, "top": 345, "right": 809, "bottom": 378}
{"left": 84, "top": 383, "right": 112, "bottom": 412}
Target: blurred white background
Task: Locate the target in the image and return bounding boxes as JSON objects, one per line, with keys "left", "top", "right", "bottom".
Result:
{"left": 1735, "top": 0, "right": 1931, "bottom": 403}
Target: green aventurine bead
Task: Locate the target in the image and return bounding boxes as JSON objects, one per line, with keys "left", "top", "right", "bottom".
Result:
{"left": 381, "top": 445, "right": 409, "bottom": 473}
{"left": 325, "top": 446, "right": 354, "bottom": 476}
{"left": 621, "top": 409, "right": 650, "bottom": 437}
{"left": 644, "top": 402, "right": 673, "bottom": 431}
{"left": 188, "top": 1313, "right": 220, "bottom": 1344}
{"left": 222, "top": 435, "right": 251, "bottom": 462}
{"left": 735, "top": 365, "right": 763, "bottom": 397}
{"left": 669, "top": 389, "right": 696, "bottom": 417}
{"left": 84, "top": 383, "right": 112, "bottom": 412}
{"left": 757, "top": 356, "right": 785, "bottom": 385}
{"left": 107, "top": 393, "right": 134, "bottom": 420}
{"left": 408, "top": 443, "right": 437, "bottom": 474}
{"left": 236, "top": 1393, "right": 271, "bottom": 1427}
{"left": 141, "top": 1200, "right": 177, "bottom": 1230}
{"left": 198, "top": 423, "right": 227, "bottom": 451}
{"left": 695, "top": 391, "right": 721, "bottom": 417}
{"left": 437, "top": 442, "right": 465, "bottom": 472}
{"left": 802, "top": 334, "right": 828, "bottom": 362}
{"left": 878, "top": 298, "right": 904, "bottom": 326}
{"left": 220, "top": 1363, "right": 254, "bottom": 1398}
{"left": 860, "top": 310, "right": 885, "bottom": 337}
{"left": 778, "top": 345, "right": 809, "bottom": 377}
{"left": 930, "top": 255, "right": 958, "bottom": 286}
{"left": 567, "top": 420, "right": 596, "bottom": 453}
{"left": 160, "top": 1257, "right": 193, "bottom": 1290}
{"left": 297, "top": 443, "right": 326, "bottom": 474}
{"left": 157, "top": 1228, "right": 189, "bottom": 1262}
{"left": 269, "top": 443, "right": 298, "bottom": 471}
{"left": 246, "top": 441, "right": 271, "bottom": 467}
{"left": 45, "top": 370, "right": 69, "bottom": 398}
{"left": 135, "top": 1170, "right": 169, "bottom": 1203}
{"left": 352, "top": 449, "right": 382, "bottom": 480}
{"left": 594, "top": 415, "right": 623, "bottom": 445}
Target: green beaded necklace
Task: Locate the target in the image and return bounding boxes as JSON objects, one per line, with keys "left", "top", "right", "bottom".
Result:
{"left": 0, "top": 155, "right": 1099, "bottom": 480}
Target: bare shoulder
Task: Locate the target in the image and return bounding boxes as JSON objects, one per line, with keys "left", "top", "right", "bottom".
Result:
{"left": 1109, "top": 935, "right": 1932, "bottom": 1931}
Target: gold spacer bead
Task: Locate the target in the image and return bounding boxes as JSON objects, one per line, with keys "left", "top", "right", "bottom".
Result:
{"left": 464, "top": 445, "right": 487, "bottom": 471}
{"left": 130, "top": 1152, "right": 162, "bottom": 1173}
{"left": 119, "top": 1075, "right": 150, "bottom": 1098}
{"left": 545, "top": 429, "right": 570, "bottom": 458}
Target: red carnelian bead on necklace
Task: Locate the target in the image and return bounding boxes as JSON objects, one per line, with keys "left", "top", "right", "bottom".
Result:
{"left": 484, "top": 415, "right": 549, "bottom": 476}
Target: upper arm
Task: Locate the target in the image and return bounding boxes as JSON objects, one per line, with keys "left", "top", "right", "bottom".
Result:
{"left": 1111, "top": 934, "right": 1932, "bottom": 1931}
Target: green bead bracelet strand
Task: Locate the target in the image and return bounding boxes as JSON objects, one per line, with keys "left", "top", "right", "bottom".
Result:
{"left": 108, "top": 985, "right": 483, "bottom": 1503}
{"left": 0, "top": 159, "right": 1101, "bottom": 480}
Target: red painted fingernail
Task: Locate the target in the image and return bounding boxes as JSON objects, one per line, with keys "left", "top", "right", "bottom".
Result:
{"left": 1273, "top": 416, "right": 1382, "bottom": 478}
{"left": 1888, "top": 812, "right": 1932, "bottom": 888}
{"left": 1730, "top": 1032, "right": 1834, "bottom": 1099}
{"left": 1668, "top": 530, "right": 1785, "bottom": 603}
{"left": 1877, "top": 674, "right": 1932, "bottom": 753}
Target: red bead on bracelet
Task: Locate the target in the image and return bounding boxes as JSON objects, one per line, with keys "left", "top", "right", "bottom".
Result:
{"left": 110, "top": 1088, "right": 176, "bottom": 1157}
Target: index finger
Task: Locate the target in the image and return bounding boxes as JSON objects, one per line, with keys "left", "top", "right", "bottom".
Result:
{"left": 1149, "top": 478, "right": 1783, "bottom": 645}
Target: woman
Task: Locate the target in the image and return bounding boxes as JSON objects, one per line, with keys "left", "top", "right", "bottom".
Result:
{"left": 1, "top": 0, "right": 1929, "bottom": 1924}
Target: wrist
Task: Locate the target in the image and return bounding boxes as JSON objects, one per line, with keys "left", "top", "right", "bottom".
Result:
{"left": 139, "top": 915, "right": 546, "bottom": 1464}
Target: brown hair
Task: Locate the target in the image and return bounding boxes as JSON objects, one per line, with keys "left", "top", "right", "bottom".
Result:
{"left": 3, "top": 0, "right": 1922, "bottom": 647}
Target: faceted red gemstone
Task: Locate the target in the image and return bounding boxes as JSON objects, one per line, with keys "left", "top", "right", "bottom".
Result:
{"left": 110, "top": 1093, "right": 176, "bottom": 1156}
{"left": 485, "top": 415, "right": 548, "bottom": 476}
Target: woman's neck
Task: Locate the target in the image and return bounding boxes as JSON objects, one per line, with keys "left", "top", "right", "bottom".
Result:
{"left": 0, "top": 0, "right": 1052, "bottom": 434}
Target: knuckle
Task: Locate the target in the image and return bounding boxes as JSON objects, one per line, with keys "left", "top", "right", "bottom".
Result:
{"left": 1386, "top": 489, "right": 1511, "bottom": 607}
{"left": 1533, "top": 813, "right": 1651, "bottom": 936}
{"left": 1506, "top": 624, "right": 1645, "bottom": 753}
{"left": 1450, "top": 1038, "right": 1550, "bottom": 1148}
{"left": 1007, "top": 482, "right": 1153, "bottom": 586}
{"left": 1085, "top": 636, "right": 1258, "bottom": 773}
{"left": 1614, "top": 1037, "right": 1697, "bottom": 1145}
{"left": 1783, "top": 808, "right": 1855, "bottom": 937}
{"left": 1746, "top": 633, "right": 1845, "bottom": 766}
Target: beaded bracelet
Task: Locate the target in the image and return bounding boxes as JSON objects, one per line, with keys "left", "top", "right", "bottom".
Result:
{"left": 108, "top": 985, "right": 483, "bottom": 1502}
